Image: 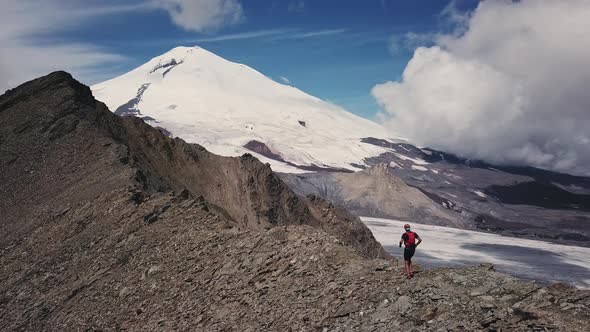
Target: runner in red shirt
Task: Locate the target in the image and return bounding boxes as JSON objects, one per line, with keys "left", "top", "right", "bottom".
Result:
{"left": 399, "top": 223, "right": 422, "bottom": 279}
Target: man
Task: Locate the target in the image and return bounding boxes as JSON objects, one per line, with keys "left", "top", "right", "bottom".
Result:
{"left": 399, "top": 223, "right": 422, "bottom": 279}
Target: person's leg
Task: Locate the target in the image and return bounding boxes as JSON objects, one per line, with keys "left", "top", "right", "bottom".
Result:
{"left": 408, "top": 247, "right": 415, "bottom": 277}
{"left": 403, "top": 248, "right": 412, "bottom": 278}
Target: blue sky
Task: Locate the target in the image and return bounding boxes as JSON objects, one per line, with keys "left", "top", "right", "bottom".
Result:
{"left": 1, "top": 0, "right": 479, "bottom": 120}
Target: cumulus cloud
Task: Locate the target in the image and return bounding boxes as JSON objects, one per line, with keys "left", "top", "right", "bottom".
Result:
{"left": 373, "top": 0, "right": 590, "bottom": 176}
{"left": 153, "top": 0, "right": 244, "bottom": 32}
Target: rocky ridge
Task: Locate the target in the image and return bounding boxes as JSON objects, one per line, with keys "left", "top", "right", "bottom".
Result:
{"left": 0, "top": 71, "right": 385, "bottom": 260}
{"left": 0, "top": 72, "right": 588, "bottom": 331}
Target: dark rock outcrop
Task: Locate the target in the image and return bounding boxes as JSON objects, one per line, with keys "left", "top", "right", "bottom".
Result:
{"left": 114, "top": 83, "right": 151, "bottom": 118}
{"left": 243, "top": 140, "right": 286, "bottom": 162}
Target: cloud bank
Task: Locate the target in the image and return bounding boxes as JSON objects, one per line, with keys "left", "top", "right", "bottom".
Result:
{"left": 373, "top": 0, "right": 590, "bottom": 176}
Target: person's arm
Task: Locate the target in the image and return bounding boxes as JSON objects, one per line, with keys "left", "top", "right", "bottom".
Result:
{"left": 416, "top": 234, "right": 422, "bottom": 246}
{"left": 399, "top": 237, "right": 403, "bottom": 248}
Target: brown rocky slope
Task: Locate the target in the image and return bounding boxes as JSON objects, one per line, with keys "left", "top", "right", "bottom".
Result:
{"left": 0, "top": 72, "right": 589, "bottom": 331}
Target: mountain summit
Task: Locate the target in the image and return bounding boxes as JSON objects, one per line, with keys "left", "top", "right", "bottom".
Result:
{"left": 92, "top": 46, "right": 390, "bottom": 173}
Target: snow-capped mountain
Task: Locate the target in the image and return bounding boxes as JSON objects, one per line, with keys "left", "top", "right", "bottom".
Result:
{"left": 92, "top": 46, "right": 590, "bottom": 246}
{"left": 92, "top": 46, "right": 391, "bottom": 173}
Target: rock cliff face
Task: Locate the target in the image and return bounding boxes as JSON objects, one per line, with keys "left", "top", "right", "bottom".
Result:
{"left": 0, "top": 72, "right": 589, "bottom": 331}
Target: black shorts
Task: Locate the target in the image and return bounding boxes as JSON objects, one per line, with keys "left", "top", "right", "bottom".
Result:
{"left": 404, "top": 246, "right": 416, "bottom": 261}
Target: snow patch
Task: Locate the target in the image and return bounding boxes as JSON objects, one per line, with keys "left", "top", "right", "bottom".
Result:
{"left": 411, "top": 165, "right": 428, "bottom": 172}
{"left": 394, "top": 152, "right": 430, "bottom": 165}
{"left": 389, "top": 161, "right": 402, "bottom": 169}
{"left": 473, "top": 190, "right": 487, "bottom": 198}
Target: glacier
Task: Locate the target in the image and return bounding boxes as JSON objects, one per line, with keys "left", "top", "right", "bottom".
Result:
{"left": 363, "top": 217, "right": 590, "bottom": 288}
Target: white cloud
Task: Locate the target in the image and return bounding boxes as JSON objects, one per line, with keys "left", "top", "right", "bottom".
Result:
{"left": 0, "top": 0, "right": 134, "bottom": 92}
{"left": 439, "top": 0, "right": 471, "bottom": 31}
{"left": 288, "top": 0, "right": 305, "bottom": 13}
{"left": 279, "top": 76, "right": 291, "bottom": 84}
{"left": 153, "top": 0, "right": 244, "bottom": 32}
{"left": 0, "top": 0, "right": 245, "bottom": 92}
{"left": 373, "top": 0, "right": 590, "bottom": 176}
